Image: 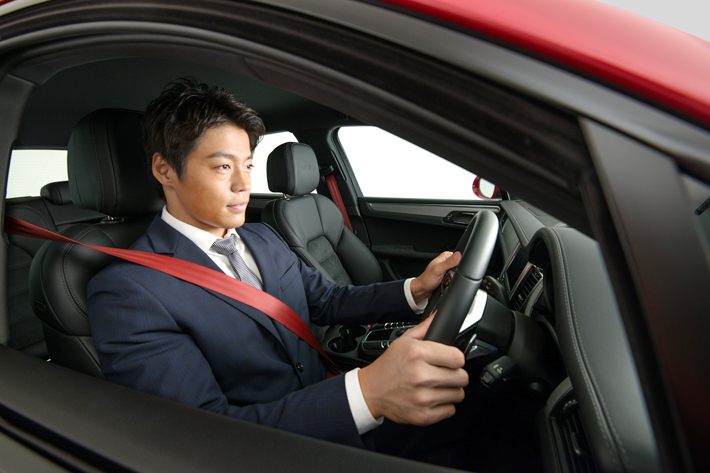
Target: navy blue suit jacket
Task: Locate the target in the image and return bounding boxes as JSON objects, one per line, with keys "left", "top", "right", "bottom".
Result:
{"left": 88, "top": 215, "right": 415, "bottom": 447}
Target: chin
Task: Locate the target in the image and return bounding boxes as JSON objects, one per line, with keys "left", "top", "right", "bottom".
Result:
{"left": 224, "top": 216, "right": 246, "bottom": 230}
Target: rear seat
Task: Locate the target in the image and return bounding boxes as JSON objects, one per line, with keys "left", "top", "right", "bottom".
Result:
{"left": 5, "top": 181, "right": 104, "bottom": 358}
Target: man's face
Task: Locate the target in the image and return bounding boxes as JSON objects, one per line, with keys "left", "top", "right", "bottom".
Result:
{"left": 157, "top": 124, "right": 253, "bottom": 237}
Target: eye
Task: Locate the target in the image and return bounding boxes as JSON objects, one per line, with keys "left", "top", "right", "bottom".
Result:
{"left": 245, "top": 163, "right": 255, "bottom": 171}
{"left": 216, "top": 164, "right": 231, "bottom": 170}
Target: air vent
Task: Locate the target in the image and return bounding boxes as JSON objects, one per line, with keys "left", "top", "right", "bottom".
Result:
{"left": 556, "top": 400, "right": 596, "bottom": 473}
{"left": 511, "top": 266, "right": 542, "bottom": 311}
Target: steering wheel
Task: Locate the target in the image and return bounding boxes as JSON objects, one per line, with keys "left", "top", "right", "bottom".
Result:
{"left": 423, "top": 210, "right": 499, "bottom": 346}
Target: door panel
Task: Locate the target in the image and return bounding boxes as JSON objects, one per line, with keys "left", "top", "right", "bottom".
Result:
{"left": 359, "top": 197, "right": 504, "bottom": 280}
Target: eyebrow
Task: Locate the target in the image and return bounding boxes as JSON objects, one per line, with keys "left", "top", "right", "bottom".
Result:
{"left": 205, "top": 152, "right": 253, "bottom": 160}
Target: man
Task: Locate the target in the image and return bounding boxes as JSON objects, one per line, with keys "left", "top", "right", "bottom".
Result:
{"left": 88, "top": 78, "right": 468, "bottom": 452}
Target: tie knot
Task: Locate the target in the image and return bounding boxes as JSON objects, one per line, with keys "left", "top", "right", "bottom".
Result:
{"left": 211, "top": 235, "right": 237, "bottom": 256}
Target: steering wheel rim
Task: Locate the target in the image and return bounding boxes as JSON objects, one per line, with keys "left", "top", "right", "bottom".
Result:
{"left": 423, "top": 210, "right": 499, "bottom": 346}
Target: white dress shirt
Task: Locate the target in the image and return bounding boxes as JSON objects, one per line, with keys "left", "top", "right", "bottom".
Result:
{"left": 160, "top": 206, "right": 426, "bottom": 434}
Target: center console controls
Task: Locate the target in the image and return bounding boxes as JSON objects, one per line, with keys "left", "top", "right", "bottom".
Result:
{"left": 322, "top": 322, "right": 417, "bottom": 367}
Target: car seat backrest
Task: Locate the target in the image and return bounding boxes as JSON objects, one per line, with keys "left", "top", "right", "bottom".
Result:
{"left": 262, "top": 142, "right": 382, "bottom": 286}
{"left": 5, "top": 181, "right": 104, "bottom": 358}
{"left": 29, "top": 109, "right": 163, "bottom": 377}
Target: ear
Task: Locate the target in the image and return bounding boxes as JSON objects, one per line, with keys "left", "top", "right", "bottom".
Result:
{"left": 152, "top": 153, "right": 175, "bottom": 188}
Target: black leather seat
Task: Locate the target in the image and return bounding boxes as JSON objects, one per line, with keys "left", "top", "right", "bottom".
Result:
{"left": 5, "top": 181, "right": 103, "bottom": 359}
{"left": 30, "top": 109, "right": 164, "bottom": 377}
{"left": 5, "top": 181, "right": 105, "bottom": 358}
{"left": 262, "top": 142, "right": 382, "bottom": 286}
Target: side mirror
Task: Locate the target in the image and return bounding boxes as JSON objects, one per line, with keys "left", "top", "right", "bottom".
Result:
{"left": 472, "top": 176, "right": 499, "bottom": 200}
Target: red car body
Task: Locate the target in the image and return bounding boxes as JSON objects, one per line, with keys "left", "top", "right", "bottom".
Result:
{"left": 0, "top": 0, "right": 708, "bottom": 472}
{"left": 382, "top": 0, "right": 710, "bottom": 126}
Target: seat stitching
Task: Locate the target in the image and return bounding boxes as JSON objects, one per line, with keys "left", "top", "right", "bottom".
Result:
{"left": 89, "top": 113, "right": 105, "bottom": 212}
{"left": 60, "top": 226, "right": 104, "bottom": 320}
{"left": 549, "top": 228, "right": 619, "bottom": 468}
{"left": 277, "top": 200, "right": 307, "bottom": 249}
{"left": 554, "top": 228, "right": 632, "bottom": 471}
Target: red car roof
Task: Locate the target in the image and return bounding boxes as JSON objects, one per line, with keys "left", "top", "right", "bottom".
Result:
{"left": 380, "top": 0, "right": 710, "bottom": 128}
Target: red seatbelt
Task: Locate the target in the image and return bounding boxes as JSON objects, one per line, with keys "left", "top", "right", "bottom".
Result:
{"left": 4, "top": 216, "right": 341, "bottom": 377}
{"left": 325, "top": 174, "right": 353, "bottom": 232}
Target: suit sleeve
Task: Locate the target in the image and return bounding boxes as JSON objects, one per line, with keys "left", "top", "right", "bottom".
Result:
{"left": 299, "top": 260, "right": 419, "bottom": 327}
{"left": 88, "top": 266, "right": 364, "bottom": 448}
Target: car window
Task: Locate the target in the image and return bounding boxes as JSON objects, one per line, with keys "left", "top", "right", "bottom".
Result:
{"left": 337, "top": 126, "right": 495, "bottom": 200}
{"left": 6, "top": 149, "right": 68, "bottom": 198}
{"left": 252, "top": 132, "right": 298, "bottom": 194}
{"left": 6, "top": 133, "right": 297, "bottom": 199}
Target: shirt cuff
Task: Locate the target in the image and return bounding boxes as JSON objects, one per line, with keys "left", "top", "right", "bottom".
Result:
{"left": 344, "top": 368, "right": 384, "bottom": 435}
{"left": 404, "top": 277, "right": 428, "bottom": 314}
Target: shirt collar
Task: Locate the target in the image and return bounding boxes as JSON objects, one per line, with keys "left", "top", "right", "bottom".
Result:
{"left": 160, "top": 206, "right": 240, "bottom": 253}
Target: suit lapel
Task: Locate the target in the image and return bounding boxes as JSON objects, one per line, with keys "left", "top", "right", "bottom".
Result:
{"left": 237, "top": 225, "right": 280, "bottom": 295}
{"left": 145, "top": 217, "right": 287, "bottom": 348}
{"left": 237, "top": 225, "right": 304, "bottom": 360}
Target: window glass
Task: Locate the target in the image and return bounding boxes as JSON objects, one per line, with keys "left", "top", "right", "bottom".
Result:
{"left": 251, "top": 132, "right": 299, "bottom": 194}
{"left": 7, "top": 133, "right": 297, "bottom": 199}
{"left": 338, "top": 126, "right": 489, "bottom": 200}
{"left": 7, "top": 150, "right": 68, "bottom": 198}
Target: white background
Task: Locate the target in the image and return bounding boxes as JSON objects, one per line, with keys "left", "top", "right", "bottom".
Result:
{"left": 596, "top": 0, "right": 708, "bottom": 42}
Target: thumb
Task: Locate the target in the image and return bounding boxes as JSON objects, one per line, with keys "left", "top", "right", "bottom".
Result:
{"left": 402, "top": 314, "right": 434, "bottom": 340}
{"left": 442, "top": 251, "right": 461, "bottom": 271}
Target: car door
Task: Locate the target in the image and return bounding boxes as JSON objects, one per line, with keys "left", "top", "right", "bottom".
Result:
{"left": 333, "top": 125, "right": 504, "bottom": 280}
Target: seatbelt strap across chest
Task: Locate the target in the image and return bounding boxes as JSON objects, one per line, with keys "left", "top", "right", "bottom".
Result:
{"left": 4, "top": 215, "right": 341, "bottom": 377}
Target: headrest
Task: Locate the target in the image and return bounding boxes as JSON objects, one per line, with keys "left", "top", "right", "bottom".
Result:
{"left": 41, "top": 181, "right": 72, "bottom": 205}
{"left": 67, "top": 109, "right": 164, "bottom": 217}
{"left": 267, "top": 142, "right": 320, "bottom": 196}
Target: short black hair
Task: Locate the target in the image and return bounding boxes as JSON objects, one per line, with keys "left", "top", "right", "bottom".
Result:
{"left": 142, "top": 77, "right": 266, "bottom": 198}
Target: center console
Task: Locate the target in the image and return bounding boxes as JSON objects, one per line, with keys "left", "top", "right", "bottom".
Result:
{"left": 320, "top": 322, "right": 418, "bottom": 370}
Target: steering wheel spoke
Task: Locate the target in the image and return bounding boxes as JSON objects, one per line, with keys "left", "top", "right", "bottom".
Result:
{"left": 423, "top": 210, "right": 499, "bottom": 346}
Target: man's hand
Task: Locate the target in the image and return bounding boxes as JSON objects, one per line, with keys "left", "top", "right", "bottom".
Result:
{"left": 357, "top": 316, "right": 468, "bottom": 426}
{"left": 410, "top": 251, "right": 461, "bottom": 304}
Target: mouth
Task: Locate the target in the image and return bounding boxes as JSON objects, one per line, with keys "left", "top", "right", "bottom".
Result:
{"left": 227, "top": 202, "right": 248, "bottom": 213}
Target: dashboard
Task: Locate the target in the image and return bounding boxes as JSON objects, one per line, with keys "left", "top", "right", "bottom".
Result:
{"left": 321, "top": 199, "right": 660, "bottom": 473}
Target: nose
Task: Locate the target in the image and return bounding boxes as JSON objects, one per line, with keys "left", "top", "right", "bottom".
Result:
{"left": 231, "top": 166, "right": 251, "bottom": 193}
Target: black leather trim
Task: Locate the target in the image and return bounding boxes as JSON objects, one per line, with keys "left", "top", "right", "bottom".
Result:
{"left": 266, "top": 142, "right": 320, "bottom": 196}
{"left": 30, "top": 218, "right": 154, "bottom": 338}
{"left": 262, "top": 194, "right": 382, "bottom": 286}
{"left": 528, "top": 227, "right": 660, "bottom": 473}
{"left": 42, "top": 323, "right": 103, "bottom": 378}
{"left": 40, "top": 181, "right": 72, "bottom": 205}
{"left": 67, "top": 109, "right": 164, "bottom": 216}
{"left": 501, "top": 200, "right": 545, "bottom": 246}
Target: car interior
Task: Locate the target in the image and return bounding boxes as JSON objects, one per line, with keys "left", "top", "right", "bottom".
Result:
{"left": 2, "top": 59, "right": 654, "bottom": 473}
{"left": 3, "top": 1, "right": 703, "bottom": 471}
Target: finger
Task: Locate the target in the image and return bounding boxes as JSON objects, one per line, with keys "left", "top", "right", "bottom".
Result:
{"left": 428, "top": 251, "right": 460, "bottom": 278}
{"left": 442, "top": 251, "right": 461, "bottom": 269}
{"left": 429, "top": 365, "right": 469, "bottom": 388}
{"left": 413, "top": 403, "right": 458, "bottom": 426}
{"left": 418, "top": 341, "right": 466, "bottom": 369}
{"left": 426, "top": 386, "right": 467, "bottom": 406}
{"left": 436, "top": 251, "right": 453, "bottom": 262}
{"left": 413, "top": 364, "right": 469, "bottom": 391}
{"left": 401, "top": 315, "right": 433, "bottom": 340}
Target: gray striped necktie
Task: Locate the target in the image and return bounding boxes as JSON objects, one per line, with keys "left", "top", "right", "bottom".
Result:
{"left": 211, "top": 235, "right": 263, "bottom": 290}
